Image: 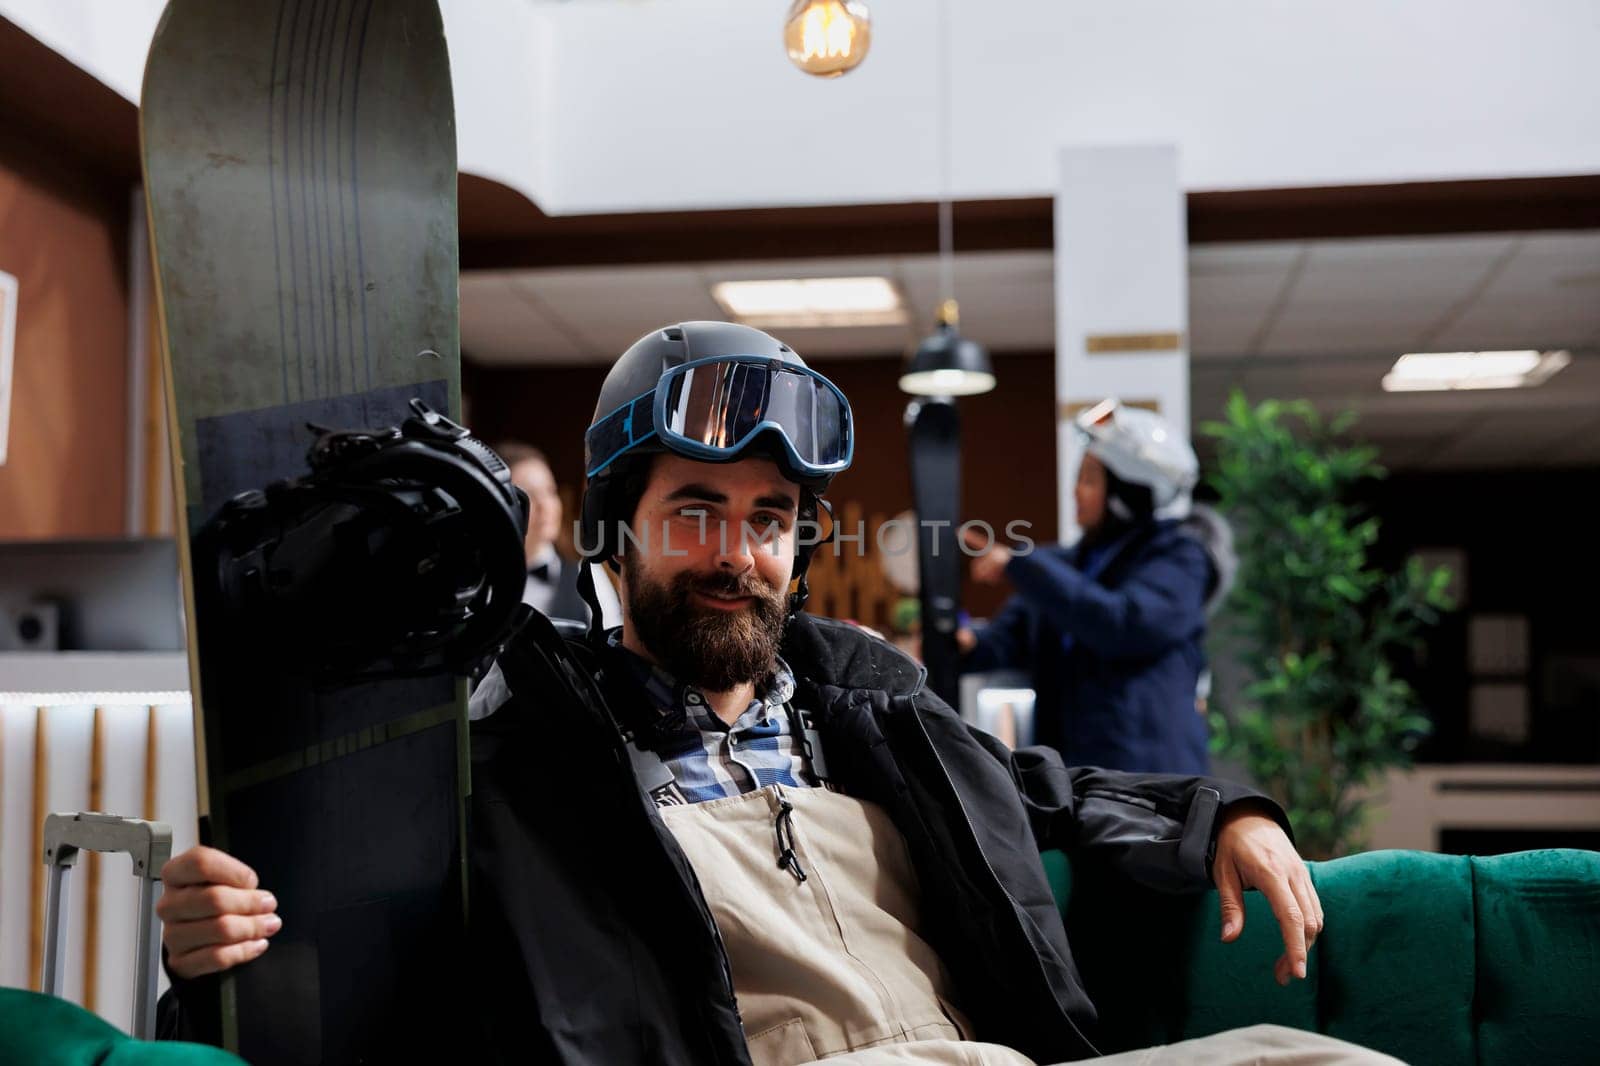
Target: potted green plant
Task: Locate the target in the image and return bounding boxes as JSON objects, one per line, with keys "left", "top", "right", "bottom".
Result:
{"left": 1204, "top": 392, "right": 1454, "bottom": 859}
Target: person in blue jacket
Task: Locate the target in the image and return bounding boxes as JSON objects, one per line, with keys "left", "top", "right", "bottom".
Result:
{"left": 960, "top": 399, "right": 1234, "bottom": 774}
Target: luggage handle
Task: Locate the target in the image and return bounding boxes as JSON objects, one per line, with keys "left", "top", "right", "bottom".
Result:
{"left": 40, "top": 812, "right": 173, "bottom": 1041}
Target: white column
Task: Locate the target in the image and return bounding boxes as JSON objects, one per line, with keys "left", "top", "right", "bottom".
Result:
{"left": 1054, "top": 145, "right": 1189, "bottom": 540}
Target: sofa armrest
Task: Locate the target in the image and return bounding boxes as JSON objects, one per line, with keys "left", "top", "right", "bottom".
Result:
{"left": 0, "top": 989, "right": 244, "bottom": 1064}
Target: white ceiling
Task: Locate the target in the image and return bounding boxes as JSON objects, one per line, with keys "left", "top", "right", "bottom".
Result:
{"left": 462, "top": 229, "right": 1600, "bottom": 470}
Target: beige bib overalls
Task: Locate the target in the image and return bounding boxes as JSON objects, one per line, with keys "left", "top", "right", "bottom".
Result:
{"left": 660, "top": 783, "right": 1036, "bottom": 1066}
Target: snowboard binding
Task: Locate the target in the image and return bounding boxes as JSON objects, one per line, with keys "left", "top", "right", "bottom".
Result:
{"left": 196, "top": 399, "right": 529, "bottom": 681}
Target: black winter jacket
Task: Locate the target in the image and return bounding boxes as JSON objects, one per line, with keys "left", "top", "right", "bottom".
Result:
{"left": 467, "top": 610, "right": 1284, "bottom": 1064}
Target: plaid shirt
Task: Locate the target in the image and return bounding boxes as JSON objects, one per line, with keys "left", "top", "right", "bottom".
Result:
{"left": 610, "top": 638, "right": 821, "bottom": 807}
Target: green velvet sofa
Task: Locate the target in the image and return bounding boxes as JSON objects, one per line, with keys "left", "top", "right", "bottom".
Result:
{"left": 1046, "top": 847, "right": 1600, "bottom": 1064}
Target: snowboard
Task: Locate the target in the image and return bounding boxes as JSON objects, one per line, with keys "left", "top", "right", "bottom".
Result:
{"left": 141, "top": 2, "right": 465, "bottom": 1059}
{"left": 909, "top": 398, "right": 964, "bottom": 707}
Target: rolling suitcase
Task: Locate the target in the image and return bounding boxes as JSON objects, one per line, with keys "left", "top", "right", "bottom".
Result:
{"left": 39, "top": 812, "right": 173, "bottom": 1040}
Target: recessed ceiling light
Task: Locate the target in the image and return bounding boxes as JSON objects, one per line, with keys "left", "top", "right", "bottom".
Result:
{"left": 1382, "top": 350, "right": 1571, "bottom": 392}
{"left": 711, "top": 276, "right": 906, "bottom": 328}
{"left": 898, "top": 367, "right": 996, "bottom": 397}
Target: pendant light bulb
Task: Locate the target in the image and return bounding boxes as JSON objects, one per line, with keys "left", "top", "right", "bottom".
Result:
{"left": 785, "top": 0, "right": 872, "bottom": 78}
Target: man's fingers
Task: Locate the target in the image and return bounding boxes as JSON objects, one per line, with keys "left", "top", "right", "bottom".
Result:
{"left": 1260, "top": 873, "right": 1308, "bottom": 980}
{"left": 161, "top": 846, "right": 259, "bottom": 890}
{"left": 157, "top": 883, "right": 275, "bottom": 923}
{"left": 167, "top": 937, "right": 271, "bottom": 980}
{"left": 1294, "top": 868, "right": 1323, "bottom": 951}
{"left": 164, "top": 913, "right": 283, "bottom": 957}
{"left": 1304, "top": 868, "right": 1326, "bottom": 938}
{"left": 1215, "top": 860, "right": 1245, "bottom": 942}
{"left": 961, "top": 526, "right": 988, "bottom": 551}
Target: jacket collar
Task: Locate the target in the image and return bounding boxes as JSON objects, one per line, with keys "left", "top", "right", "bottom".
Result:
{"left": 779, "top": 613, "right": 927, "bottom": 698}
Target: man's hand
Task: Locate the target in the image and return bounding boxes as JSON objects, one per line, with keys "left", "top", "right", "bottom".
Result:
{"left": 157, "top": 846, "right": 280, "bottom": 979}
{"left": 1212, "top": 805, "right": 1324, "bottom": 987}
{"left": 963, "top": 527, "right": 1011, "bottom": 585}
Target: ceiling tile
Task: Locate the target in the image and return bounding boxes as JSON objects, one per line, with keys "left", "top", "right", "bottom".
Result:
{"left": 461, "top": 274, "right": 590, "bottom": 364}
{"left": 1254, "top": 235, "right": 1518, "bottom": 356}
{"left": 770, "top": 323, "right": 916, "bottom": 358}
{"left": 1428, "top": 233, "right": 1600, "bottom": 352}
{"left": 701, "top": 257, "right": 905, "bottom": 283}
{"left": 1184, "top": 245, "right": 1298, "bottom": 358}
{"left": 1421, "top": 406, "right": 1600, "bottom": 470}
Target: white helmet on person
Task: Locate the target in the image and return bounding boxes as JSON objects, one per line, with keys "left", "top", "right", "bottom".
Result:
{"left": 1074, "top": 399, "right": 1198, "bottom": 520}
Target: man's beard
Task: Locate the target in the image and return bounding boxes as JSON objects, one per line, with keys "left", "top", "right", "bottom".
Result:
{"left": 625, "top": 564, "right": 788, "bottom": 691}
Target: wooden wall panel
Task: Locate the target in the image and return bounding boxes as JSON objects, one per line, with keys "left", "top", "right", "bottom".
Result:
{"left": 0, "top": 129, "right": 129, "bottom": 537}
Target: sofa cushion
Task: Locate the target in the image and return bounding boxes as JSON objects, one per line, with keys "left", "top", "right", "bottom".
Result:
{"left": 1310, "top": 850, "right": 1475, "bottom": 1065}
{"left": 1473, "top": 849, "right": 1600, "bottom": 1064}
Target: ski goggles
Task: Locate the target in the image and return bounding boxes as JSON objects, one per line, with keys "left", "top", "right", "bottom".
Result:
{"left": 586, "top": 355, "right": 854, "bottom": 482}
{"left": 1072, "top": 397, "right": 1121, "bottom": 440}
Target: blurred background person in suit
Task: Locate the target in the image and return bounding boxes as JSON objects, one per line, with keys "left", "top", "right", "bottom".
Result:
{"left": 497, "top": 440, "right": 595, "bottom": 625}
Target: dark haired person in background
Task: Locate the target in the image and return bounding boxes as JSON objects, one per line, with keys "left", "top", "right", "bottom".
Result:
{"left": 495, "top": 441, "right": 592, "bottom": 624}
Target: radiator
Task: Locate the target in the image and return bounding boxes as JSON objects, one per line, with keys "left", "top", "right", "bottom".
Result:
{"left": 0, "top": 694, "right": 198, "bottom": 1034}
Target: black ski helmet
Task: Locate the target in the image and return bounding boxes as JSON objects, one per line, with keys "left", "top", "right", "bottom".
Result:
{"left": 578, "top": 321, "right": 848, "bottom": 613}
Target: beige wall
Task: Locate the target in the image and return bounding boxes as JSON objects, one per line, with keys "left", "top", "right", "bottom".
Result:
{"left": 0, "top": 130, "right": 129, "bottom": 538}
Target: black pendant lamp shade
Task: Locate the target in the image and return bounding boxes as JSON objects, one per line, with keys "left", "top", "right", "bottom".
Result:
{"left": 900, "top": 305, "right": 996, "bottom": 397}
